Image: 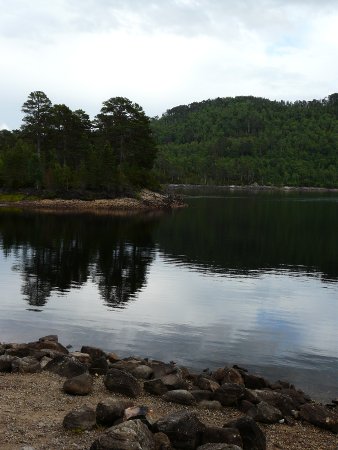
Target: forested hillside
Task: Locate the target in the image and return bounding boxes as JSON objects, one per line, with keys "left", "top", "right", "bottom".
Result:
{"left": 0, "top": 92, "right": 157, "bottom": 193}
{"left": 152, "top": 94, "right": 338, "bottom": 187}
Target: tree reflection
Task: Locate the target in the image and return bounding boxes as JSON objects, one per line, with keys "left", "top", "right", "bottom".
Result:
{"left": 0, "top": 211, "right": 158, "bottom": 307}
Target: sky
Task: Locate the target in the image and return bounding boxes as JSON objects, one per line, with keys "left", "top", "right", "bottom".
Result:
{"left": 1, "top": 0, "right": 338, "bottom": 130}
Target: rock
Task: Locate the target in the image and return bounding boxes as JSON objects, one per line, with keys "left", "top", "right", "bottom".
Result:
{"left": 69, "top": 351, "right": 92, "bottom": 365}
{"left": 156, "top": 410, "right": 205, "bottom": 450}
{"left": 224, "top": 416, "right": 266, "bottom": 450}
{"left": 161, "top": 373, "right": 188, "bottom": 390}
{"left": 242, "top": 373, "right": 270, "bottom": 390}
{"left": 89, "top": 356, "right": 109, "bottom": 375}
{"left": 132, "top": 364, "right": 154, "bottom": 379}
{"left": 201, "top": 426, "right": 243, "bottom": 447}
{"left": 254, "top": 390, "right": 295, "bottom": 416}
{"left": 90, "top": 419, "right": 155, "bottom": 450}
{"left": 20, "top": 447, "right": 37, "bottom": 450}
{"left": 107, "top": 352, "right": 120, "bottom": 363}
{"left": 197, "top": 445, "right": 243, "bottom": 450}
{"left": 191, "top": 390, "right": 213, "bottom": 401}
{"left": 149, "top": 360, "right": 177, "bottom": 378}
{"left": 28, "top": 339, "right": 69, "bottom": 354}
{"left": 96, "top": 399, "right": 134, "bottom": 426}
{"left": 0, "top": 344, "right": 5, "bottom": 355}
{"left": 39, "top": 334, "right": 58, "bottom": 342}
{"left": 5, "top": 343, "right": 30, "bottom": 358}
{"left": 299, "top": 403, "right": 338, "bottom": 433}
{"left": 44, "top": 355, "right": 88, "bottom": 378}
{"left": 104, "top": 368, "right": 141, "bottom": 398}
{"left": 279, "top": 388, "right": 309, "bottom": 408}
{"left": 211, "top": 368, "right": 244, "bottom": 385}
{"left": 163, "top": 389, "right": 196, "bottom": 405}
{"left": 111, "top": 359, "right": 143, "bottom": 374}
{"left": 252, "top": 401, "right": 283, "bottom": 424}
{"left": 153, "top": 432, "right": 172, "bottom": 449}
{"left": 81, "top": 345, "right": 106, "bottom": 360}
{"left": 199, "top": 400, "right": 222, "bottom": 410}
{"left": 197, "top": 376, "right": 220, "bottom": 392}
{"left": 63, "top": 372, "right": 93, "bottom": 395}
{"left": 11, "top": 356, "right": 41, "bottom": 373}
{"left": 0, "top": 355, "right": 19, "bottom": 372}
{"left": 40, "top": 356, "right": 52, "bottom": 368}
{"left": 63, "top": 405, "right": 96, "bottom": 431}
{"left": 214, "top": 383, "right": 247, "bottom": 406}
{"left": 239, "top": 400, "right": 256, "bottom": 414}
{"left": 144, "top": 378, "right": 168, "bottom": 396}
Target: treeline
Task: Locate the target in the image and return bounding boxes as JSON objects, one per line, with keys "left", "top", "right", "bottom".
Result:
{"left": 0, "top": 92, "right": 157, "bottom": 192}
{"left": 151, "top": 94, "right": 338, "bottom": 187}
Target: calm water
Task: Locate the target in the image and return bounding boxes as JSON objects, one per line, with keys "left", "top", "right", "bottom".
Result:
{"left": 0, "top": 191, "right": 337, "bottom": 402}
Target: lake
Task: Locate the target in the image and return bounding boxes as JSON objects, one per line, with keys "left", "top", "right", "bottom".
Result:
{"left": 0, "top": 190, "right": 337, "bottom": 402}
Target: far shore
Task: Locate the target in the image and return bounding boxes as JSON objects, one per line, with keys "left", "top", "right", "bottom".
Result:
{"left": 167, "top": 183, "right": 338, "bottom": 193}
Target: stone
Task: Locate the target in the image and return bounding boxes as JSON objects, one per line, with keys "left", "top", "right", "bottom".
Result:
{"left": 252, "top": 401, "right": 283, "bottom": 424}
{"left": 44, "top": 355, "right": 88, "bottom": 378}
{"left": 63, "top": 405, "right": 96, "bottom": 431}
{"left": 63, "top": 372, "right": 93, "bottom": 395}
{"left": 69, "top": 351, "right": 92, "bottom": 365}
{"left": 201, "top": 426, "right": 243, "bottom": 447}
{"left": 191, "top": 390, "right": 213, "bottom": 402}
{"left": 0, "top": 355, "right": 19, "bottom": 372}
{"left": 214, "top": 383, "right": 247, "bottom": 406}
{"left": 40, "top": 356, "right": 52, "bottom": 368}
{"left": 163, "top": 389, "right": 196, "bottom": 405}
{"left": 156, "top": 410, "right": 205, "bottom": 450}
{"left": 144, "top": 378, "right": 168, "bottom": 396}
{"left": 104, "top": 368, "right": 141, "bottom": 398}
{"left": 279, "top": 388, "right": 309, "bottom": 408}
{"left": 96, "top": 399, "right": 134, "bottom": 426}
{"left": 242, "top": 373, "right": 269, "bottom": 390}
{"left": 81, "top": 345, "right": 106, "bottom": 360}
{"left": 28, "top": 339, "right": 69, "bottom": 354}
{"left": 132, "top": 364, "right": 154, "bottom": 379}
{"left": 212, "top": 368, "right": 244, "bottom": 385}
{"left": 90, "top": 419, "right": 155, "bottom": 450}
{"left": 224, "top": 416, "right": 266, "bottom": 450}
{"left": 149, "top": 360, "right": 177, "bottom": 378}
{"left": 161, "top": 373, "right": 188, "bottom": 390}
{"left": 111, "top": 359, "right": 143, "bottom": 374}
{"left": 11, "top": 356, "right": 41, "bottom": 373}
{"left": 107, "top": 352, "right": 120, "bottom": 363}
{"left": 5, "top": 344, "right": 30, "bottom": 358}
{"left": 153, "top": 432, "right": 172, "bottom": 450}
{"left": 254, "top": 390, "right": 295, "bottom": 416}
{"left": 197, "top": 445, "right": 243, "bottom": 450}
{"left": 197, "top": 376, "right": 220, "bottom": 392}
{"left": 89, "top": 356, "right": 109, "bottom": 375}
{"left": 199, "top": 400, "right": 223, "bottom": 410}
{"left": 39, "top": 334, "right": 58, "bottom": 342}
{"left": 299, "top": 403, "right": 338, "bottom": 433}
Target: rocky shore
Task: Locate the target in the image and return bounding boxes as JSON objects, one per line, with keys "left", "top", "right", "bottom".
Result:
{"left": 0, "top": 336, "right": 337, "bottom": 450}
{"left": 0, "top": 190, "right": 186, "bottom": 213}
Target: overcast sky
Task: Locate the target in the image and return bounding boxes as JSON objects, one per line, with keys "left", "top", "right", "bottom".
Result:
{"left": 1, "top": 0, "right": 337, "bottom": 129}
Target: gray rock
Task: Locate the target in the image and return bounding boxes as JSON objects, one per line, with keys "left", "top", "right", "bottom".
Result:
{"left": 254, "top": 390, "right": 295, "bottom": 416}
{"left": 299, "top": 403, "right": 338, "bottom": 433}
{"left": 63, "top": 405, "right": 96, "bottom": 431}
{"left": 224, "top": 416, "right": 266, "bottom": 450}
{"left": 0, "top": 354, "right": 19, "bottom": 372}
{"left": 96, "top": 399, "right": 134, "bottom": 426}
{"left": 44, "top": 355, "right": 88, "bottom": 378}
{"left": 144, "top": 378, "right": 168, "bottom": 396}
{"left": 161, "top": 373, "right": 188, "bottom": 390}
{"left": 104, "top": 368, "right": 141, "bottom": 398}
{"left": 199, "top": 400, "right": 222, "bottom": 410}
{"left": 90, "top": 419, "right": 155, "bottom": 450}
{"left": 214, "top": 383, "right": 247, "bottom": 406}
{"left": 196, "top": 376, "right": 220, "bottom": 392}
{"left": 163, "top": 389, "right": 196, "bottom": 405}
{"left": 248, "top": 401, "right": 283, "bottom": 424}
{"left": 89, "top": 356, "right": 109, "bottom": 375}
{"left": 191, "top": 390, "right": 213, "bottom": 402}
{"left": 156, "top": 410, "right": 205, "bottom": 450}
{"left": 39, "top": 334, "right": 58, "bottom": 342}
{"left": 201, "top": 426, "right": 242, "bottom": 447}
{"left": 132, "top": 364, "right": 154, "bottom": 379}
{"left": 148, "top": 360, "right": 177, "bottom": 378}
{"left": 63, "top": 372, "right": 93, "bottom": 395}
{"left": 81, "top": 345, "right": 106, "bottom": 360}
{"left": 11, "top": 356, "right": 41, "bottom": 374}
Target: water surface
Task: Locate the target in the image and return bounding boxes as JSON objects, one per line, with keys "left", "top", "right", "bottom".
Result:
{"left": 0, "top": 191, "right": 337, "bottom": 402}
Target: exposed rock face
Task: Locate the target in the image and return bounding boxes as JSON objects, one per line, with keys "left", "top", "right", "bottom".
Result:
{"left": 63, "top": 405, "right": 96, "bottom": 431}
{"left": 214, "top": 383, "right": 247, "bottom": 406}
{"left": 96, "top": 399, "right": 134, "bottom": 426}
{"left": 104, "top": 368, "right": 141, "bottom": 398}
{"left": 156, "top": 410, "right": 205, "bottom": 450}
{"left": 201, "top": 426, "right": 243, "bottom": 447}
{"left": 299, "top": 403, "right": 338, "bottom": 433}
{"left": 44, "top": 355, "right": 88, "bottom": 378}
{"left": 90, "top": 419, "right": 155, "bottom": 450}
{"left": 224, "top": 416, "right": 266, "bottom": 450}
{"left": 162, "top": 389, "right": 196, "bottom": 405}
{"left": 63, "top": 372, "right": 93, "bottom": 395}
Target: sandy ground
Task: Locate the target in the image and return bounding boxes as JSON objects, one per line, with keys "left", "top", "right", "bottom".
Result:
{"left": 0, "top": 372, "right": 337, "bottom": 450}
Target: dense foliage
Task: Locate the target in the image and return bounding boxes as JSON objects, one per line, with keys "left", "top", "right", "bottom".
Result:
{"left": 0, "top": 92, "right": 157, "bottom": 193}
{"left": 152, "top": 94, "right": 338, "bottom": 187}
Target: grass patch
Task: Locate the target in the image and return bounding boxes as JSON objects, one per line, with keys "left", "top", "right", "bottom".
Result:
{"left": 0, "top": 193, "right": 38, "bottom": 202}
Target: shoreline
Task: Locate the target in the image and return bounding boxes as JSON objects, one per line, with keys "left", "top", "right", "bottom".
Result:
{"left": 0, "top": 336, "right": 337, "bottom": 450}
{"left": 167, "top": 184, "right": 338, "bottom": 193}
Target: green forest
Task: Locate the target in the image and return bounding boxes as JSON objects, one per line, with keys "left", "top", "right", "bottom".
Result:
{"left": 152, "top": 94, "right": 338, "bottom": 187}
{"left": 1, "top": 92, "right": 338, "bottom": 192}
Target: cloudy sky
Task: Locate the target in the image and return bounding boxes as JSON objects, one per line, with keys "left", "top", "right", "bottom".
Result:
{"left": 1, "top": 0, "right": 338, "bottom": 129}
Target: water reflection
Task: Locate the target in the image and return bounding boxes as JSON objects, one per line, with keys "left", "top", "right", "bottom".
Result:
{"left": 0, "top": 211, "right": 157, "bottom": 307}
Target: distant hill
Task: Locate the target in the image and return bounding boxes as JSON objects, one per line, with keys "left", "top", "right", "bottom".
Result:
{"left": 151, "top": 94, "right": 338, "bottom": 187}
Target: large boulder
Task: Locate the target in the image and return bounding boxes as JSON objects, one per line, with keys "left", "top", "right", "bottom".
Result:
{"left": 224, "top": 416, "right": 266, "bottom": 450}
{"left": 201, "top": 426, "right": 243, "bottom": 447}
{"left": 214, "top": 383, "right": 247, "bottom": 406}
{"left": 63, "top": 405, "right": 96, "bottom": 431}
{"left": 81, "top": 345, "right": 106, "bottom": 360}
{"left": 104, "top": 368, "right": 141, "bottom": 398}
{"left": 254, "top": 390, "right": 296, "bottom": 416}
{"left": 299, "top": 403, "right": 338, "bottom": 433}
{"left": 196, "top": 376, "right": 220, "bottom": 392}
{"left": 211, "top": 368, "right": 244, "bottom": 386}
{"left": 162, "top": 389, "right": 196, "bottom": 406}
{"left": 96, "top": 399, "right": 134, "bottom": 426}
{"left": 156, "top": 410, "right": 205, "bottom": 450}
{"left": 44, "top": 355, "right": 88, "bottom": 378}
{"left": 242, "top": 373, "right": 269, "bottom": 390}
{"left": 161, "top": 373, "right": 188, "bottom": 391}
{"left": 90, "top": 419, "right": 155, "bottom": 450}
{"left": 28, "top": 339, "right": 69, "bottom": 355}
{"left": 249, "top": 401, "right": 283, "bottom": 424}
{"left": 63, "top": 372, "right": 93, "bottom": 395}
{"left": 89, "top": 356, "right": 109, "bottom": 375}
